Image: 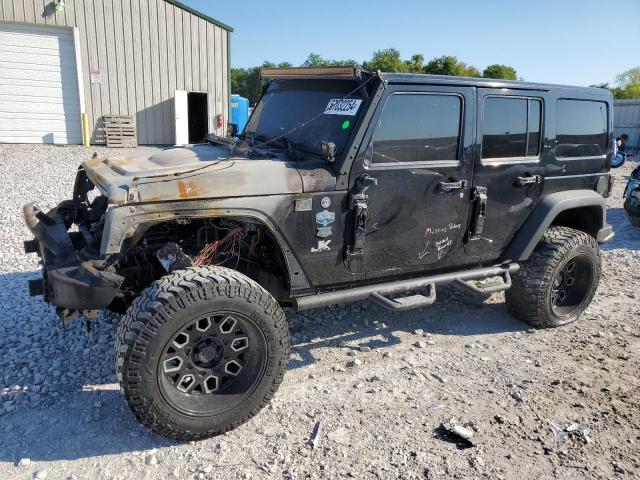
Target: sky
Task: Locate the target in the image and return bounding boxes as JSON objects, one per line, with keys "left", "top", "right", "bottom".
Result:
{"left": 184, "top": 0, "right": 640, "bottom": 87}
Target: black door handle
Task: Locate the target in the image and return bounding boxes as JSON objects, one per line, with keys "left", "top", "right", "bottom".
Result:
{"left": 516, "top": 175, "right": 543, "bottom": 187}
{"left": 439, "top": 180, "right": 468, "bottom": 192}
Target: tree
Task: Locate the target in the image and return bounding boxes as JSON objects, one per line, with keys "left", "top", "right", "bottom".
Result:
{"left": 364, "top": 48, "right": 405, "bottom": 72}
{"left": 482, "top": 64, "right": 517, "bottom": 80}
{"left": 303, "top": 53, "right": 357, "bottom": 67}
{"left": 423, "top": 55, "right": 480, "bottom": 77}
{"left": 230, "top": 61, "right": 280, "bottom": 105}
{"left": 460, "top": 63, "right": 481, "bottom": 78}
{"left": 613, "top": 67, "right": 640, "bottom": 99}
{"left": 403, "top": 54, "right": 425, "bottom": 73}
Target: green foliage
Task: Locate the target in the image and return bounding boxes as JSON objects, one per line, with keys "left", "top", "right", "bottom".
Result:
{"left": 423, "top": 55, "right": 474, "bottom": 77}
{"left": 303, "top": 53, "right": 357, "bottom": 67}
{"left": 482, "top": 64, "right": 517, "bottom": 80}
{"left": 231, "top": 49, "right": 520, "bottom": 105}
{"left": 613, "top": 67, "right": 640, "bottom": 99}
{"left": 363, "top": 48, "right": 406, "bottom": 72}
{"left": 589, "top": 67, "right": 640, "bottom": 99}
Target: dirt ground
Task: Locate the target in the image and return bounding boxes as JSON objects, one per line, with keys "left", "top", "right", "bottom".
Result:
{"left": 0, "top": 145, "right": 638, "bottom": 480}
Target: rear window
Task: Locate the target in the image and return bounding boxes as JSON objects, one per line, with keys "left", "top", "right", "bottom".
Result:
{"left": 481, "top": 97, "right": 542, "bottom": 160}
{"left": 371, "top": 93, "right": 462, "bottom": 164}
{"left": 556, "top": 99, "right": 608, "bottom": 158}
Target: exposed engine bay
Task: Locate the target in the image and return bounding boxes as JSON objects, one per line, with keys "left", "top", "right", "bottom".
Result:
{"left": 47, "top": 168, "right": 289, "bottom": 315}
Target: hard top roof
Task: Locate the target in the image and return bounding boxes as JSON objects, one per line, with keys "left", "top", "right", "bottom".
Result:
{"left": 380, "top": 72, "right": 608, "bottom": 95}
{"left": 258, "top": 66, "right": 610, "bottom": 97}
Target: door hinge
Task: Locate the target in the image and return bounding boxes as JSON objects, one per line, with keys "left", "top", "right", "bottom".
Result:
{"left": 468, "top": 186, "right": 488, "bottom": 240}
{"left": 345, "top": 175, "right": 377, "bottom": 272}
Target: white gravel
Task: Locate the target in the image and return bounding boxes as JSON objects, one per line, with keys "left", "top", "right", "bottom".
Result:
{"left": 0, "top": 144, "right": 638, "bottom": 479}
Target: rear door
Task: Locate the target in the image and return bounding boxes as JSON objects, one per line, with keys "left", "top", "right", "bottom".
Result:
{"left": 347, "top": 84, "right": 476, "bottom": 278}
{"left": 467, "top": 89, "right": 548, "bottom": 262}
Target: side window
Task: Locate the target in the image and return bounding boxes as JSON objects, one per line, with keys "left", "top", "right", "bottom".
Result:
{"left": 482, "top": 97, "right": 542, "bottom": 160}
{"left": 371, "top": 93, "right": 462, "bottom": 164}
{"left": 556, "top": 99, "right": 607, "bottom": 158}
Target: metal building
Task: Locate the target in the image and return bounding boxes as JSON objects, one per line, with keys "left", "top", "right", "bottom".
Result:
{"left": 0, "top": 0, "right": 232, "bottom": 145}
{"left": 614, "top": 100, "right": 640, "bottom": 152}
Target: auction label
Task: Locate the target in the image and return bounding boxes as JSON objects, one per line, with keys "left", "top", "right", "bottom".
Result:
{"left": 324, "top": 99, "right": 363, "bottom": 116}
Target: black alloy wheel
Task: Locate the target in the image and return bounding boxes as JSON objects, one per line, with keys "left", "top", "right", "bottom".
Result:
{"left": 159, "top": 312, "right": 268, "bottom": 417}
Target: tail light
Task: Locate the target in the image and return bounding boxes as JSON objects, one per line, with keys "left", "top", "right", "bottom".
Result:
{"left": 216, "top": 114, "right": 223, "bottom": 129}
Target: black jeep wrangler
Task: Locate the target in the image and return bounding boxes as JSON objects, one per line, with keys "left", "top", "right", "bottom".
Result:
{"left": 23, "top": 66, "right": 615, "bottom": 440}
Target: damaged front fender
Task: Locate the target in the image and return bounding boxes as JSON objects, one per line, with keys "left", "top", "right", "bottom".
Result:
{"left": 101, "top": 196, "right": 312, "bottom": 290}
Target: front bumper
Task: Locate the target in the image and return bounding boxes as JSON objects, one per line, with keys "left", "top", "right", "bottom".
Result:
{"left": 23, "top": 202, "right": 123, "bottom": 310}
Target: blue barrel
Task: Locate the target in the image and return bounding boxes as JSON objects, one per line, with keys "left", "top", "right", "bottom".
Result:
{"left": 230, "top": 94, "right": 249, "bottom": 135}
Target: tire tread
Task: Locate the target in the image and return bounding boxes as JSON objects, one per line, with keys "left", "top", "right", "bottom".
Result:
{"left": 115, "top": 266, "right": 289, "bottom": 441}
{"left": 506, "top": 227, "right": 600, "bottom": 329}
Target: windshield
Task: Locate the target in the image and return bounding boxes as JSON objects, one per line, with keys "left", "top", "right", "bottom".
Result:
{"left": 244, "top": 79, "right": 365, "bottom": 158}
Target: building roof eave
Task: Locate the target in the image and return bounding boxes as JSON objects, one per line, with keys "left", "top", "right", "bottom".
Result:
{"left": 164, "top": 0, "right": 234, "bottom": 32}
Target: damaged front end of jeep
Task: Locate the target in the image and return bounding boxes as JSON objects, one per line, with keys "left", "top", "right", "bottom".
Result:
{"left": 23, "top": 166, "right": 124, "bottom": 323}
{"left": 23, "top": 148, "right": 304, "bottom": 325}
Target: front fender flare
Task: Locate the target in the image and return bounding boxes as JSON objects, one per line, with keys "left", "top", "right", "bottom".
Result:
{"left": 100, "top": 197, "right": 311, "bottom": 290}
{"left": 502, "top": 190, "right": 612, "bottom": 262}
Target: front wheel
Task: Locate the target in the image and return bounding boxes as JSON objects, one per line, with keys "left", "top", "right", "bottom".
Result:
{"left": 506, "top": 227, "right": 601, "bottom": 328}
{"left": 115, "top": 266, "right": 290, "bottom": 440}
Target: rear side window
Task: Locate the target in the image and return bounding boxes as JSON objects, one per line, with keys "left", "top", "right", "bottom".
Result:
{"left": 482, "top": 97, "right": 542, "bottom": 160}
{"left": 371, "top": 93, "right": 462, "bottom": 164}
{"left": 556, "top": 99, "right": 607, "bottom": 158}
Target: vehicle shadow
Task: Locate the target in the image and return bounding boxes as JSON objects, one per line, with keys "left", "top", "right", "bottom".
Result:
{"left": 602, "top": 207, "right": 640, "bottom": 251}
{"left": 0, "top": 270, "right": 525, "bottom": 462}
{"left": 287, "top": 284, "right": 527, "bottom": 370}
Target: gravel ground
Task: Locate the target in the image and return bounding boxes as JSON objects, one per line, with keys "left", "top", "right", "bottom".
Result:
{"left": 0, "top": 144, "right": 638, "bottom": 480}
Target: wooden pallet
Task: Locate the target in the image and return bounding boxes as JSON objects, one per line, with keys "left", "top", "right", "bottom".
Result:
{"left": 103, "top": 115, "right": 137, "bottom": 148}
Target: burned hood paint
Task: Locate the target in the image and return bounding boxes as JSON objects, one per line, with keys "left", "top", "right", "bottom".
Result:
{"left": 82, "top": 144, "right": 335, "bottom": 204}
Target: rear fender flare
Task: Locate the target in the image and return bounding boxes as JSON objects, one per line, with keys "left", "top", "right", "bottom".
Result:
{"left": 503, "top": 190, "right": 607, "bottom": 262}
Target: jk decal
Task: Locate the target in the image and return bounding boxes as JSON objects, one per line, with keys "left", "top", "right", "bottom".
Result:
{"left": 311, "top": 239, "right": 332, "bottom": 253}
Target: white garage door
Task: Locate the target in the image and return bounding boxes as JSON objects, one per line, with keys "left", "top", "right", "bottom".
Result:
{"left": 0, "top": 23, "right": 82, "bottom": 144}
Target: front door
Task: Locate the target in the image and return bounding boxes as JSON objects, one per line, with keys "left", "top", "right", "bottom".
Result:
{"left": 466, "top": 88, "right": 548, "bottom": 262}
{"left": 348, "top": 85, "right": 476, "bottom": 278}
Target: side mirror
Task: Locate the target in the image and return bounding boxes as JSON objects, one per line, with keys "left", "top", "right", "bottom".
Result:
{"left": 227, "top": 123, "right": 239, "bottom": 137}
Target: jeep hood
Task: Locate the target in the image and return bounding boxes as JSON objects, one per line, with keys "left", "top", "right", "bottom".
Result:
{"left": 83, "top": 144, "right": 334, "bottom": 204}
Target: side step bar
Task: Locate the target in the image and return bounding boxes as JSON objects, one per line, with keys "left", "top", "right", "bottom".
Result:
{"left": 293, "top": 263, "right": 519, "bottom": 312}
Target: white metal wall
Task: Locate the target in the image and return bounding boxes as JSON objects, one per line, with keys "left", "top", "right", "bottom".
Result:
{"left": 614, "top": 100, "right": 640, "bottom": 151}
{"left": 0, "top": 0, "right": 231, "bottom": 145}
{"left": 0, "top": 23, "right": 82, "bottom": 144}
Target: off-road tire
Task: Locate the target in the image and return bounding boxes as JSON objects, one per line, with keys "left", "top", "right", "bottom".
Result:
{"left": 506, "top": 227, "right": 601, "bottom": 329}
{"left": 115, "top": 266, "right": 289, "bottom": 440}
{"left": 628, "top": 214, "right": 640, "bottom": 227}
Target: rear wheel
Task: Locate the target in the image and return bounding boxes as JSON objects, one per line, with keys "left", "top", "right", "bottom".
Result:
{"left": 115, "top": 266, "right": 289, "bottom": 440}
{"left": 506, "top": 227, "right": 601, "bottom": 328}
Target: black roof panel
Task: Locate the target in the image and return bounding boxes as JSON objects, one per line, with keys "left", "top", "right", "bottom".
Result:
{"left": 380, "top": 72, "right": 610, "bottom": 96}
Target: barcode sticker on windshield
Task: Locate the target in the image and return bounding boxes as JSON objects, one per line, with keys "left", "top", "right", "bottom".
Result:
{"left": 324, "top": 99, "right": 363, "bottom": 116}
